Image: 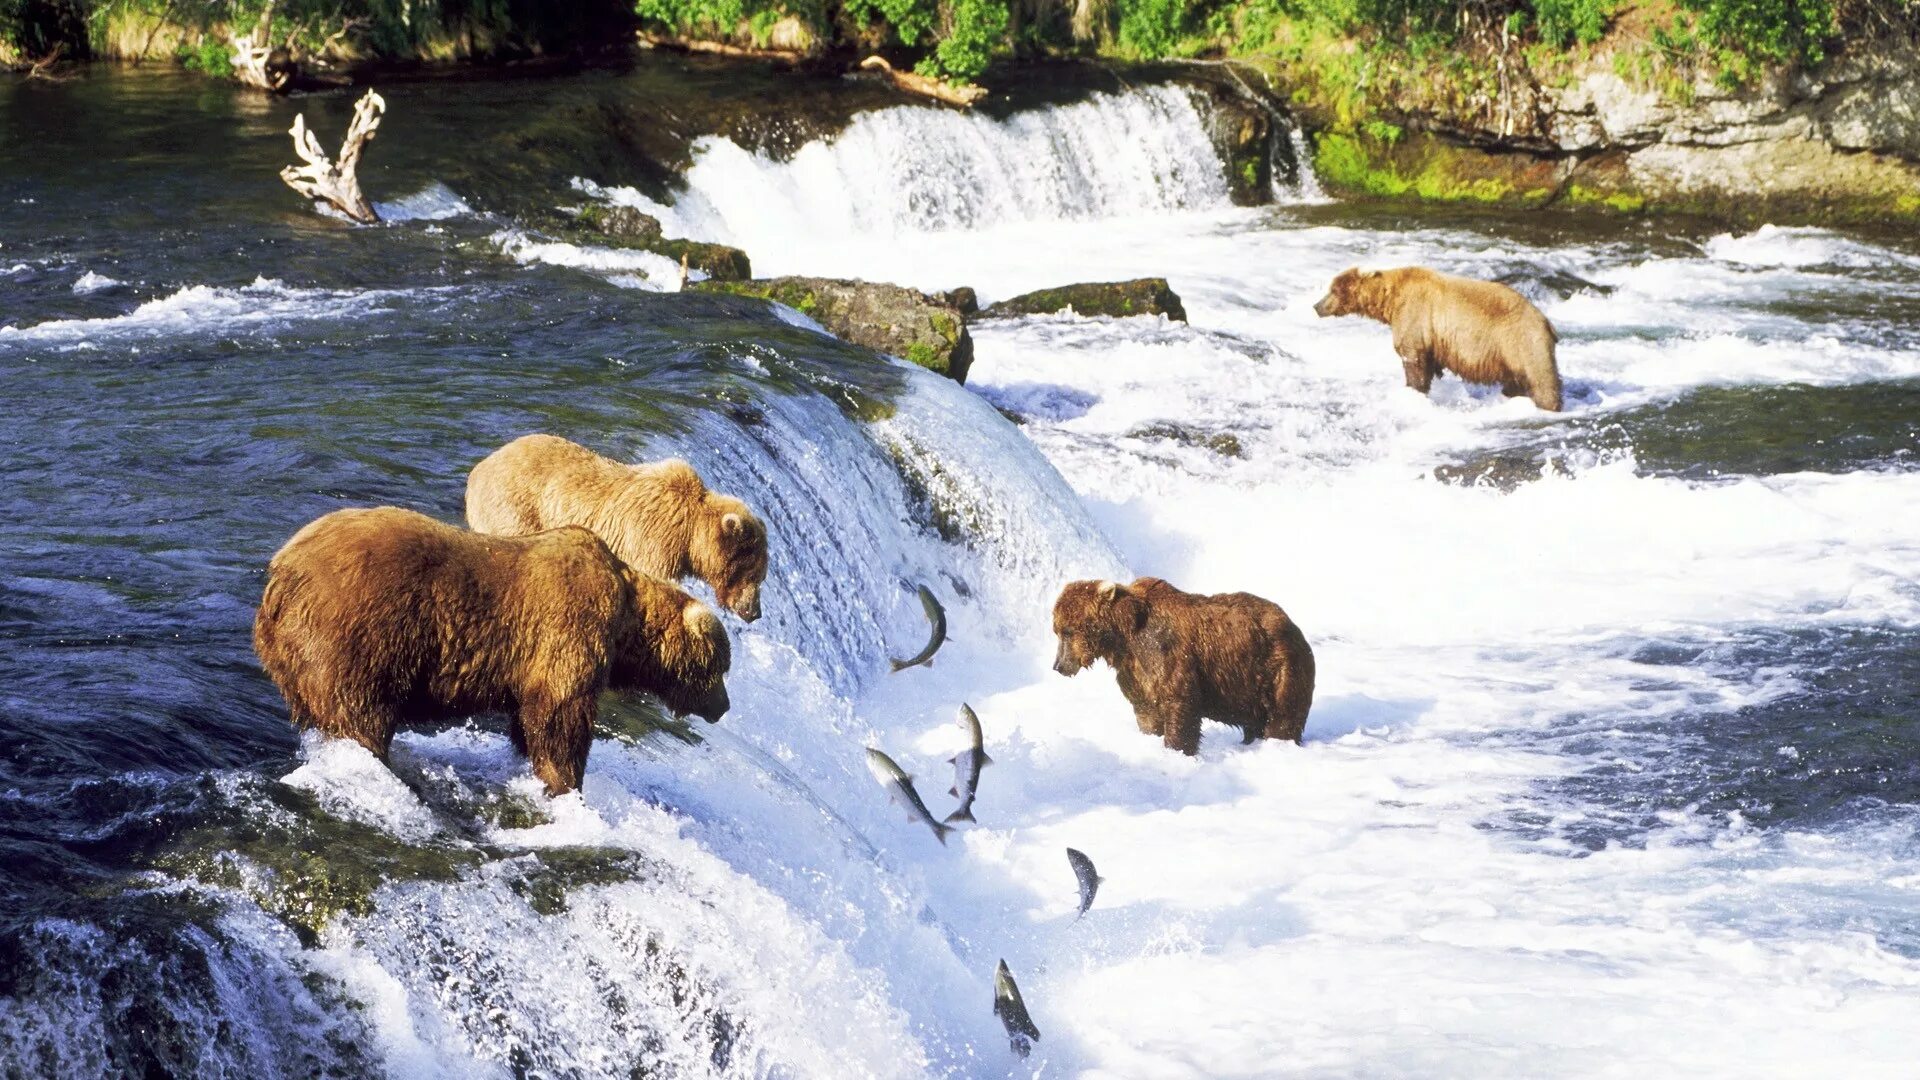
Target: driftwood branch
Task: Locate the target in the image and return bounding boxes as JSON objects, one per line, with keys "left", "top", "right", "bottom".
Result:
{"left": 280, "top": 89, "right": 385, "bottom": 224}
{"left": 859, "top": 56, "right": 987, "bottom": 107}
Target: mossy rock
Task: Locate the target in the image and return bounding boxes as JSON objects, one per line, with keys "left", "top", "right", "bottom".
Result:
{"left": 978, "top": 279, "right": 1188, "bottom": 322}
{"left": 692, "top": 276, "right": 974, "bottom": 382}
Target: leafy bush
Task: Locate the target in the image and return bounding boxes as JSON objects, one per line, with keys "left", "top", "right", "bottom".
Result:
{"left": 1681, "top": 0, "right": 1833, "bottom": 64}
{"left": 925, "top": 0, "right": 1008, "bottom": 79}
{"left": 1115, "top": 0, "right": 1189, "bottom": 57}
{"left": 845, "top": 0, "right": 938, "bottom": 44}
{"left": 1532, "top": 0, "right": 1611, "bottom": 45}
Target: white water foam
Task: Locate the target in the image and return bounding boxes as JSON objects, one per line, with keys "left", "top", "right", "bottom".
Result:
{"left": 0, "top": 276, "right": 428, "bottom": 348}
{"left": 491, "top": 228, "right": 688, "bottom": 291}
{"left": 71, "top": 270, "right": 123, "bottom": 294}
{"left": 375, "top": 181, "right": 474, "bottom": 223}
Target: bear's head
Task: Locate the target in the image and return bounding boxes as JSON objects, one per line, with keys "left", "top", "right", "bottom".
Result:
{"left": 1313, "top": 267, "right": 1381, "bottom": 319}
{"left": 612, "top": 569, "right": 733, "bottom": 722}
{"left": 693, "top": 494, "right": 769, "bottom": 623}
{"left": 1051, "top": 579, "right": 1149, "bottom": 677}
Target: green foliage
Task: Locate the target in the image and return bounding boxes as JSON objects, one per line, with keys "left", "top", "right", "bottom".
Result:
{"left": 845, "top": 0, "right": 937, "bottom": 44}
{"left": 1681, "top": 0, "right": 1833, "bottom": 66}
{"left": 1532, "top": 0, "right": 1611, "bottom": 46}
{"left": 176, "top": 33, "right": 230, "bottom": 74}
{"left": 926, "top": 0, "right": 1008, "bottom": 79}
{"left": 1116, "top": 0, "right": 1188, "bottom": 57}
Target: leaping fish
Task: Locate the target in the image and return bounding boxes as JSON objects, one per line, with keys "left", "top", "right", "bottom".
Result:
{"left": 865, "top": 747, "right": 954, "bottom": 846}
{"left": 889, "top": 584, "right": 947, "bottom": 672}
{"left": 993, "top": 959, "right": 1041, "bottom": 1058}
{"left": 943, "top": 703, "right": 992, "bottom": 824}
{"left": 1066, "top": 847, "right": 1102, "bottom": 919}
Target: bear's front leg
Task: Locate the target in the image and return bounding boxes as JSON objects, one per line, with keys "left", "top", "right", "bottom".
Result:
{"left": 1399, "top": 352, "right": 1434, "bottom": 394}
{"left": 1163, "top": 711, "right": 1203, "bottom": 756}
{"left": 519, "top": 693, "right": 597, "bottom": 796}
{"left": 1134, "top": 707, "right": 1164, "bottom": 736}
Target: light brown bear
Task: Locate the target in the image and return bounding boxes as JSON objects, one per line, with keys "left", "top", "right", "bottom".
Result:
{"left": 466, "top": 434, "right": 770, "bottom": 621}
{"left": 1051, "top": 576, "right": 1315, "bottom": 755}
{"left": 253, "top": 507, "right": 731, "bottom": 796}
{"left": 1314, "top": 266, "right": 1563, "bottom": 412}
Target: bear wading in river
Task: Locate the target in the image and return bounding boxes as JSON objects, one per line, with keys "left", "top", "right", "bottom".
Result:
{"left": 253, "top": 507, "right": 731, "bottom": 796}
{"left": 1051, "top": 577, "right": 1315, "bottom": 755}
{"left": 465, "top": 434, "right": 770, "bottom": 621}
{"left": 1314, "top": 266, "right": 1563, "bottom": 412}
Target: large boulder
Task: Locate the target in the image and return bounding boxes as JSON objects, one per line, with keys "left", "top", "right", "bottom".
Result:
{"left": 978, "top": 279, "right": 1187, "bottom": 322}
{"left": 693, "top": 277, "right": 973, "bottom": 382}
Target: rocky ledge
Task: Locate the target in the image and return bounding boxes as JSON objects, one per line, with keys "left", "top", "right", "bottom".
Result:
{"left": 1278, "top": 42, "right": 1920, "bottom": 223}
{"left": 692, "top": 277, "right": 974, "bottom": 382}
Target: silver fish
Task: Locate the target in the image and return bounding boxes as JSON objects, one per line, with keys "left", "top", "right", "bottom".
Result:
{"left": 1066, "top": 847, "right": 1102, "bottom": 919}
{"left": 889, "top": 584, "right": 947, "bottom": 672}
{"left": 865, "top": 747, "right": 954, "bottom": 846}
{"left": 943, "top": 703, "right": 992, "bottom": 824}
{"left": 993, "top": 959, "right": 1041, "bottom": 1058}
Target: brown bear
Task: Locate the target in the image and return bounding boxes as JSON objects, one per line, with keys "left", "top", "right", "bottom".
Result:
{"left": 1051, "top": 577, "right": 1315, "bottom": 756}
{"left": 465, "top": 434, "right": 770, "bottom": 621}
{"left": 1313, "top": 266, "right": 1563, "bottom": 412}
{"left": 253, "top": 507, "right": 731, "bottom": 796}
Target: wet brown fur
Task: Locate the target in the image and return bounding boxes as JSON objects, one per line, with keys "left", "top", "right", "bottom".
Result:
{"left": 1315, "top": 266, "right": 1562, "bottom": 412}
{"left": 465, "top": 434, "right": 771, "bottom": 620}
{"left": 252, "top": 507, "right": 731, "bottom": 796}
{"left": 1051, "top": 577, "right": 1316, "bottom": 755}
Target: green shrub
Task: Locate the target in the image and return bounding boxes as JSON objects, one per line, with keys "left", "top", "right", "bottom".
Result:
{"left": 1681, "top": 0, "right": 1833, "bottom": 65}
{"left": 925, "top": 0, "right": 1008, "bottom": 79}
{"left": 845, "top": 0, "right": 938, "bottom": 44}
{"left": 1115, "top": 0, "right": 1187, "bottom": 57}
{"left": 1532, "top": 0, "right": 1611, "bottom": 45}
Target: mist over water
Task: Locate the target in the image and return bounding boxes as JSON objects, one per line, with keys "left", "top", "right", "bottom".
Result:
{"left": 3, "top": 65, "right": 1919, "bottom": 1077}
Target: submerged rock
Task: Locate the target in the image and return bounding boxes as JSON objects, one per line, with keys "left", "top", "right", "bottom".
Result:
{"left": 1128, "top": 421, "right": 1244, "bottom": 458}
{"left": 538, "top": 205, "right": 754, "bottom": 282}
{"left": 693, "top": 276, "right": 974, "bottom": 382}
{"left": 979, "top": 279, "right": 1188, "bottom": 322}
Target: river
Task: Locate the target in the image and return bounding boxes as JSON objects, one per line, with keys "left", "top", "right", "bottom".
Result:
{"left": 2, "top": 60, "right": 1918, "bottom": 1078}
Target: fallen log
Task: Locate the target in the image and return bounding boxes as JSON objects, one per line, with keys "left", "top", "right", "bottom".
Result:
{"left": 280, "top": 89, "right": 385, "bottom": 224}
{"left": 858, "top": 56, "right": 987, "bottom": 108}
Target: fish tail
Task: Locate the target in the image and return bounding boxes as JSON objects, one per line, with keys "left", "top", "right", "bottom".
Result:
{"left": 888, "top": 657, "right": 910, "bottom": 672}
{"left": 944, "top": 807, "right": 975, "bottom": 824}
{"left": 934, "top": 822, "right": 954, "bottom": 846}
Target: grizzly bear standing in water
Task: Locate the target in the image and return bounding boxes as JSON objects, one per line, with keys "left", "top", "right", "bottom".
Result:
{"left": 1051, "top": 577, "right": 1315, "bottom": 755}
{"left": 1314, "top": 266, "right": 1563, "bottom": 412}
{"left": 253, "top": 507, "right": 732, "bottom": 796}
{"left": 466, "top": 434, "right": 770, "bottom": 621}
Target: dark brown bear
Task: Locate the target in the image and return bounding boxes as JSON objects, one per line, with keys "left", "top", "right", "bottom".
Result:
{"left": 1314, "top": 266, "right": 1563, "bottom": 412}
{"left": 253, "top": 507, "right": 731, "bottom": 796}
{"left": 1051, "top": 577, "right": 1315, "bottom": 755}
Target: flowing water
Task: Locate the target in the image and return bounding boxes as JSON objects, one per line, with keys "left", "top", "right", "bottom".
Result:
{"left": 2, "top": 60, "right": 1918, "bottom": 1079}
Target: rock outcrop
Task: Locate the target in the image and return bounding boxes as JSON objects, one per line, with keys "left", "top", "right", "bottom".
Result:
{"left": 1286, "top": 41, "right": 1920, "bottom": 223}
{"left": 693, "top": 277, "right": 973, "bottom": 382}
{"left": 978, "top": 279, "right": 1187, "bottom": 322}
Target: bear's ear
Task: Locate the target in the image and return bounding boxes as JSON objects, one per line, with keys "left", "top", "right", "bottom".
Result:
{"left": 1097, "top": 580, "right": 1126, "bottom": 600}
{"left": 721, "top": 512, "right": 744, "bottom": 537}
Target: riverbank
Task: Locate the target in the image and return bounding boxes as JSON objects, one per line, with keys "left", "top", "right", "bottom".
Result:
{"left": 6, "top": 0, "right": 1917, "bottom": 224}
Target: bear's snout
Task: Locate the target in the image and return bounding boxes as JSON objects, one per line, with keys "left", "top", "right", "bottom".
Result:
{"left": 730, "top": 589, "right": 762, "bottom": 622}
{"left": 1312, "top": 292, "right": 1336, "bottom": 317}
{"left": 698, "top": 684, "right": 730, "bottom": 723}
{"left": 1053, "top": 640, "right": 1083, "bottom": 677}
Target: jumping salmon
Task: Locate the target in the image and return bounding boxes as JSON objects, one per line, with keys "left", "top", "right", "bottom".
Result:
{"left": 1066, "top": 847, "right": 1102, "bottom": 919}
{"left": 943, "top": 703, "right": 992, "bottom": 824}
{"left": 865, "top": 747, "right": 954, "bottom": 846}
{"left": 889, "top": 584, "right": 947, "bottom": 672}
{"left": 993, "top": 959, "right": 1041, "bottom": 1058}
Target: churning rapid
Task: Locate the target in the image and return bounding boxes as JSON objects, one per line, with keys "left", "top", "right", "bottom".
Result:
{"left": 4, "top": 66, "right": 1920, "bottom": 1078}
